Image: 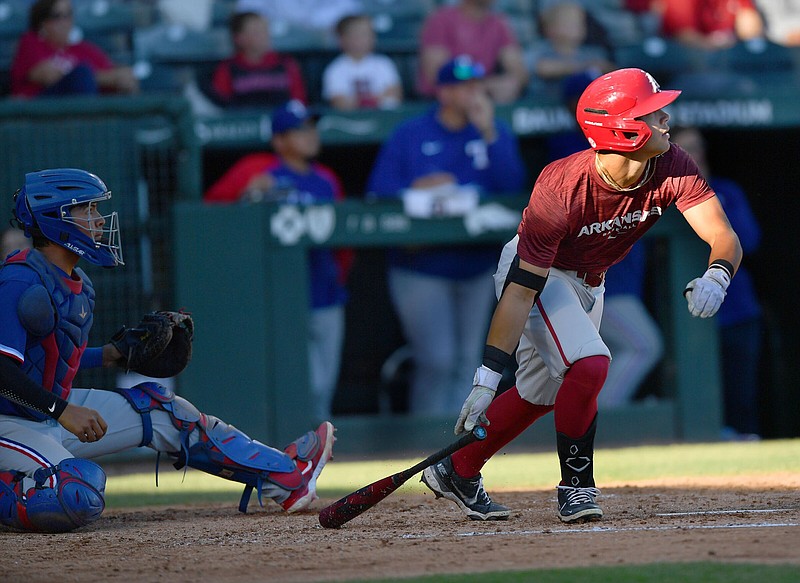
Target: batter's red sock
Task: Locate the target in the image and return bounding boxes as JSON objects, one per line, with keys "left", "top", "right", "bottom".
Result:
{"left": 554, "top": 355, "right": 609, "bottom": 438}
{"left": 452, "top": 386, "right": 553, "bottom": 478}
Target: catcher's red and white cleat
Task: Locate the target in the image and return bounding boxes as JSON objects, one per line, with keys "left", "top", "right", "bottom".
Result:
{"left": 280, "top": 421, "right": 336, "bottom": 512}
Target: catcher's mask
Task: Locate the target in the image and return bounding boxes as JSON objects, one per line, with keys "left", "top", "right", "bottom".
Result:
{"left": 576, "top": 68, "right": 681, "bottom": 152}
{"left": 13, "top": 168, "right": 124, "bottom": 267}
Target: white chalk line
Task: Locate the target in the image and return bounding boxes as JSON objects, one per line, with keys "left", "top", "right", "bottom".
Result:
{"left": 656, "top": 508, "right": 796, "bottom": 517}
{"left": 400, "top": 521, "right": 799, "bottom": 540}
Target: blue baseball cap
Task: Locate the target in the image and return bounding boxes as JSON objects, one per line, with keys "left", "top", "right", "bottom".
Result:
{"left": 271, "top": 100, "right": 321, "bottom": 135}
{"left": 437, "top": 55, "right": 486, "bottom": 86}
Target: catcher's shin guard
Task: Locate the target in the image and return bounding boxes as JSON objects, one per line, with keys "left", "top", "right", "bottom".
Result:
{"left": 116, "top": 381, "right": 302, "bottom": 513}
{"left": 0, "top": 459, "right": 106, "bottom": 532}
{"left": 557, "top": 415, "right": 598, "bottom": 488}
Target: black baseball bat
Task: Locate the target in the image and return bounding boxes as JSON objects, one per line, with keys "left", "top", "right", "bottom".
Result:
{"left": 318, "top": 426, "right": 487, "bottom": 528}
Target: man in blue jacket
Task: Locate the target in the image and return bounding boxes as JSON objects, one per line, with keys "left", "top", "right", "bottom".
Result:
{"left": 367, "top": 55, "right": 526, "bottom": 415}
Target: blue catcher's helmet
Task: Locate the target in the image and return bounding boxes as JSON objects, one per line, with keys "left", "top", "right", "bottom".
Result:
{"left": 13, "top": 168, "right": 124, "bottom": 267}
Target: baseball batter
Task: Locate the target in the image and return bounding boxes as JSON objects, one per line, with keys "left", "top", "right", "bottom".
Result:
{"left": 421, "top": 68, "right": 742, "bottom": 523}
{"left": 0, "top": 169, "right": 335, "bottom": 532}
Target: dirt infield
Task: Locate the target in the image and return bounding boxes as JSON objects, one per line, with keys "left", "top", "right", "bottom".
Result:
{"left": 3, "top": 475, "right": 799, "bottom": 582}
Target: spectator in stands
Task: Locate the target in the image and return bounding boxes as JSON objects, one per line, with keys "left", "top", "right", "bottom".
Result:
{"left": 235, "top": 0, "right": 363, "bottom": 32}
{"left": 758, "top": 0, "right": 800, "bottom": 46}
{"left": 417, "top": 0, "right": 529, "bottom": 104}
{"left": 10, "top": 0, "right": 139, "bottom": 98}
{"left": 367, "top": 56, "right": 526, "bottom": 414}
{"left": 1, "top": 227, "right": 32, "bottom": 262}
{"left": 526, "top": 2, "right": 615, "bottom": 94}
{"left": 628, "top": 0, "right": 764, "bottom": 50}
{"left": 672, "top": 126, "right": 763, "bottom": 440}
{"left": 322, "top": 14, "right": 403, "bottom": 111}
{"left": 204, "top": 100, "right": 350, "bottom": 420}
{"left": 209, "top": 11, "right": 307, "bottom": 108}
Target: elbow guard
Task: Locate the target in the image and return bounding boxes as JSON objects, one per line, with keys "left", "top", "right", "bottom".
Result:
{"left": 502, "top": 254, "right": 548, "bottom": 295}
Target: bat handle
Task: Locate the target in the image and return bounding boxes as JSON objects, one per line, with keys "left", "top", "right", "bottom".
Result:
{"left": 402, "top": 425, "right": 487, "bottom": 479}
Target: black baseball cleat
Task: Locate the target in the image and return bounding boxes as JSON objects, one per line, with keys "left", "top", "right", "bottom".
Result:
{"left": 556, "top": 485, "right": 603, "bottom": 523}
{"left": 421, "top": 456, "right": 510, "bottom": 521}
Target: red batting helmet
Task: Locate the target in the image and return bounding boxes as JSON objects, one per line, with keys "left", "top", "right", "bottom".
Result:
{"left": 576, "top": 68, "right": 681, "bottom": 152}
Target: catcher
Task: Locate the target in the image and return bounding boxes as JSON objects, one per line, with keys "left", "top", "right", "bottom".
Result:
{"left": 0, "top": 169, "right": 335, "bottom": 533}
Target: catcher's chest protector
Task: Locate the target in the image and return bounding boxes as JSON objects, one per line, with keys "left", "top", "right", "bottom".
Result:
{"left": 0, "top": 249, "right": 94, "bottom": 420}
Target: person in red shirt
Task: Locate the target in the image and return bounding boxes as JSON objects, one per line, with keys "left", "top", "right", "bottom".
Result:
{"left": 209, "top": 11, "right": 307, "bottom": 108}
{"left": 626, "top": 0, "right": 764, "bottom": 50}
{"left": 421, "top": 68, "right": 742, "bottom": 524}
{"left": 417, "top": 0, "right": 529, "bottom": 104}
{"left": 11, "top": 0, "right": 138, "bottom": 98}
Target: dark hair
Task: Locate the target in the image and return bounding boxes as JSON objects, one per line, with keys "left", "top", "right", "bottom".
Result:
{"left": 29, "top": 0, "right": 61, "bottom": 32}
{"left": 229, "top": 11, "right": 263, "bottom": 36}
{"left": 335, "top": 14, "right": 370, "bottom": 37}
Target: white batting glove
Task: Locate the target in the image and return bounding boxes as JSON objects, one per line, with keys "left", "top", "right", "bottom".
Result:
{"left": 454, "top": 366, "right": 501, "bottom": 435}
{"left": 684, "top": 265, "right": 731, "bottom": 318}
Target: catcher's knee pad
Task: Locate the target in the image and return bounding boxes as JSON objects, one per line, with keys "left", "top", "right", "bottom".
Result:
{"left": 0, "top": 459, "right": 106, "bottom": 532}
{"left": 0, "top": 470, "right": 28, "bottom": 529}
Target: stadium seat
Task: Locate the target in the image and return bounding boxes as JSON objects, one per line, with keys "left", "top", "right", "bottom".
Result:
{"left": 133, "top": 24, "right": 232, "bottom": 64}
{"left": 673, "top": 39, "right": 800, "bottom": 96}
{"left": 134, "top": 61, "right": 188, "bottom": 94}
{"left": 269, "top": 20, "right": 334, "bottom": 54}
{"left": 585, "top": 6, "right": 644, "bottom": 47}
{"left": 495, "top": 0, "right": 535, "bottom": 18}
{"left": 211, "top": 0, "right": 237, "bottom": 27}
{"left": 708, "top": 39, "right": 795, "bottom": 75}
{"left": 0, "top": 0, "right": 28, "bottom": 38}
{"left": 0, "top": 0, "right": 27, "bottom": 72}
{"left": 613, "top": 37, "right": 711, "bottom": 84}
{"left": 372, "top": 14, "right": 424, "bottom": 54}
{"left": 361, "top": 0, "right": 436, "bottom": 19}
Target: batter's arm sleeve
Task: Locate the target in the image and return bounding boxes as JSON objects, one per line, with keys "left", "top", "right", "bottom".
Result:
{"left": 0, "top": 354, "right": 68, "bottom": 419}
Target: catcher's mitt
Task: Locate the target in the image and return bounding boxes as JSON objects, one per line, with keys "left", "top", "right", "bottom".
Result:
{"left": 110, "top": 310, "right": 193, "bottom": 378}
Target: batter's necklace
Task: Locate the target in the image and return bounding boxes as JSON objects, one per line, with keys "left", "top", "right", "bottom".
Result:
{"left": 595, "top": 154, "right": 656, "bottom": 192}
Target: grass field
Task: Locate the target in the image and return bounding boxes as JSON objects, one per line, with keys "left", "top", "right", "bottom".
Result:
{"left": 358, "top": 564, "right": 800, "bottom": 583}
{"left": 104, "top": 438, "right": 800, "bottom": 507}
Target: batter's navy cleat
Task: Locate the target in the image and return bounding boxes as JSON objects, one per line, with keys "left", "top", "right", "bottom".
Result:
{"left": 557, "top": 485, "right": 603, "bottom": 523}
{"left": 280, "top": 421, "right": 335, "bottom": 513}
{"left": 421, "top": 456, "right": 510, "bottom": 521}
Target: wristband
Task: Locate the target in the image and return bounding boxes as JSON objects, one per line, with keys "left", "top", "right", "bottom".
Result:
{"left": 709, "top": 259, "right": 734, "bottom": 279}
{"left": 473, "top": 365, "right": 502, "bottom": 391}
{"left": 482, "top": 344, "right": 514, "bottom": 374}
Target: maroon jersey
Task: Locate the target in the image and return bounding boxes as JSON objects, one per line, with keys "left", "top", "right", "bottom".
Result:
{"left": 517, "top": 145, "right": 715, "bottom": 272}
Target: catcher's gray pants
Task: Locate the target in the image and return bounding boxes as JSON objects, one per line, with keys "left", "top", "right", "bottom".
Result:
{"left": 0, "top": 388, "right": 285, "bottom": 500}
{"left": 0, "top": 389, "right": 182, "bottom": 483}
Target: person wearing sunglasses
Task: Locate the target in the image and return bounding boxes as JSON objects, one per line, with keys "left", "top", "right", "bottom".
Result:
{"left": 10, "top": 0, "right": 138, "bottom": 98}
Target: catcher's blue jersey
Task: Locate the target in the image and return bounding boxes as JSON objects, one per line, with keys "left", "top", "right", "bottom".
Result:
{"left": 0, "top": 249, "right": 94, "bottom": 419}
